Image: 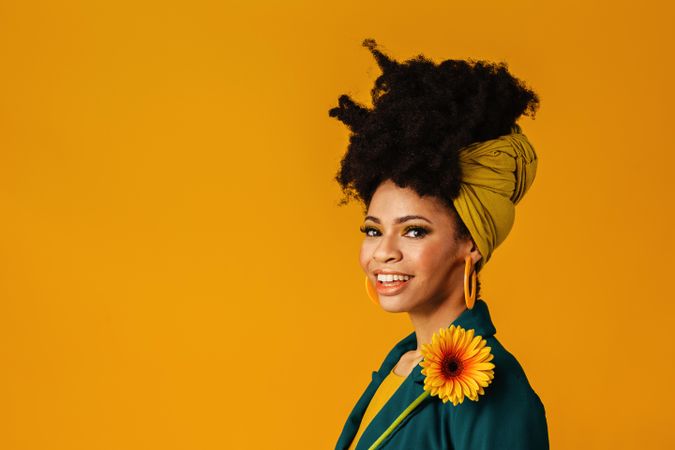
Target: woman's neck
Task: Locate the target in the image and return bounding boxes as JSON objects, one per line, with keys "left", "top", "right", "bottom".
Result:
{"left": 408, "top": 295, "right": 467, "bottom": 352}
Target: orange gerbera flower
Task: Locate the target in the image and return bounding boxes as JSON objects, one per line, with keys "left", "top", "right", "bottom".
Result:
{"left": 419, "top": 324, "right": 495, "bottom": 406}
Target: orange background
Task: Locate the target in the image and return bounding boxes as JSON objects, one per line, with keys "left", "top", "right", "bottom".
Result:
{"left": 1, "top": 1, "right": 673, "bottom": 449}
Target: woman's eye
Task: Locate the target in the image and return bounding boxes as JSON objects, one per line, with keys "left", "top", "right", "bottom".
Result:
{"left": 404, "top": 226, "right": 429, "bottom": 238}
{"left": 359, "top": 226, "right": 380, "bottom": 237}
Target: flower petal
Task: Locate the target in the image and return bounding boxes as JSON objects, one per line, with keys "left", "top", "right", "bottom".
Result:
{"left": 422, "top": 325, "right": 495, "bottom": 407}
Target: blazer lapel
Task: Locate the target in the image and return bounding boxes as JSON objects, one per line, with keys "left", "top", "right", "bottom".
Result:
{"left": 355, "top": 364, "right": 432, "bottom": 449}
{"left": 335, "top": 332, "right": 417, "bottom": 450}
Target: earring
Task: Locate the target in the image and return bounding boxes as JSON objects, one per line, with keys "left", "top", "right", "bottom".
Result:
{"left": 464, "top": 255, "right": 477, "bottom": 310}
{"left": 365, "top": 276, "right": 379, "bottom": 305}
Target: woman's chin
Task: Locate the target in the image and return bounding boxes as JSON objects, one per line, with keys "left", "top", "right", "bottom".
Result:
{"left": 377, "top": 297, "right": 412, "bottom": 313}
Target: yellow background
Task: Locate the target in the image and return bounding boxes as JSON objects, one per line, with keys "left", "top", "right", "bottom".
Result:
{"left": 1, "top": 1, "right": 673, "bottom": 449}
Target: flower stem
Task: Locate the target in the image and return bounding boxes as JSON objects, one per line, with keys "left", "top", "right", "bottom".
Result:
{"left": 367, "top": 391, "right": 430, "bottom": 450}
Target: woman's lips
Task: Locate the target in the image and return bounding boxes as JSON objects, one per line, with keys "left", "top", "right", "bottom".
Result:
{"left": 375, "top": 277, "right": 412, "bottom": 296}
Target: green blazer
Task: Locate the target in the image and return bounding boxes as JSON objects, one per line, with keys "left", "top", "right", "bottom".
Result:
{"left": 335, "top": 299, "right": 549, "bottom": 450}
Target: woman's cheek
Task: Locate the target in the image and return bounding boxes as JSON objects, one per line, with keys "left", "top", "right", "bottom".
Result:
{"left": 359, "top": 242, "right": 372, "bottom": 272}
{"left": 413, "top": 240, "right": 445, "bottom": 267}
{"left": 403, "top": 245, "right": 424, "bottom": 268}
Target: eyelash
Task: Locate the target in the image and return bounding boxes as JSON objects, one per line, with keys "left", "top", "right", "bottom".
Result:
{"left": 358, "top": 225, "right": 430, "bottom": 239}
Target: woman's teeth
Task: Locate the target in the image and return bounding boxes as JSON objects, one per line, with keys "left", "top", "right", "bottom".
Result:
{"left": 377, "top": 274, "right": 411, "bottom": 283}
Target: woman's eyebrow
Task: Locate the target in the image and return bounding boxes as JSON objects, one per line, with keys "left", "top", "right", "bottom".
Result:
{"left": 364, "top": 215, "right": 433, "bottom": 224}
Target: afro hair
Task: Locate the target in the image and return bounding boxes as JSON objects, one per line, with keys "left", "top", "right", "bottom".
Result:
{"left": 329, "top": 38, "right": 539, "bottom": 212}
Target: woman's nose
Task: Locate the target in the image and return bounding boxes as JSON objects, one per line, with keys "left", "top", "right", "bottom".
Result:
{"left": 372, "top": 234, "right": 402, "bottom": 262}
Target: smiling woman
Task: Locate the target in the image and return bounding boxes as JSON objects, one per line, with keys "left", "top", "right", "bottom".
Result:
{"left": 330, "top": 39, "right": 549, "bottom": 450}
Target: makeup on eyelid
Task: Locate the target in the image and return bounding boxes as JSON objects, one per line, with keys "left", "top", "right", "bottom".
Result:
{"left": 359, "top": 224, "right": 431, "bottom": 238}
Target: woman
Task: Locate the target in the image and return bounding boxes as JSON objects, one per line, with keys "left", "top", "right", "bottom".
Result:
{"left": 329, "top": 39, "right": 549, "bottom": 450}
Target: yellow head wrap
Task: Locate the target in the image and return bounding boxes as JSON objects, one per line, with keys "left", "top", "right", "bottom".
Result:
{"left": 451, "top": 124, "right": 538, "bottom": 266}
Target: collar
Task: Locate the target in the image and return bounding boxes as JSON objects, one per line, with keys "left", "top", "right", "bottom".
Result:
{"left": 375, "top": 299, "right": 497, "bottom": 385}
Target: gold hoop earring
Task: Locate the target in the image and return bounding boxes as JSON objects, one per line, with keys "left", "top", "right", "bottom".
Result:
{"left": 365, "top": 276, "right": 379, "bottom": 305}
{"left": 464, "top": 256, "right": 477, "bottom": 310}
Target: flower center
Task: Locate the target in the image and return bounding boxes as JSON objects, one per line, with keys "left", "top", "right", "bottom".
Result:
{"left": 442, "top": 355, "right": 463, "bottom": 378}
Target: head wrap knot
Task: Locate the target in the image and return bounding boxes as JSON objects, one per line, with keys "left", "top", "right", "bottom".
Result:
{"left": 451, "top": 124, "right": 538, "bottom": 266}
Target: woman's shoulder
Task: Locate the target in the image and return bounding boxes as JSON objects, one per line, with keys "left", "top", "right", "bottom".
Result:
{"left": 485, "top": 335, "right": 543, "bottom": 399}
{"left": 444, "top": 335, "right": 550, "bottom": 449}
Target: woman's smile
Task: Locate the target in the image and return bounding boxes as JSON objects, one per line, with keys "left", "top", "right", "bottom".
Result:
{"left": 373, "top": 271, "right": 415, "bottom": 296}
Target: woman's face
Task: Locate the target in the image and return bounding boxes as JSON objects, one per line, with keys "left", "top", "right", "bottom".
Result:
{"left": 359, "top": 179, "right": 474, "bottom": 314}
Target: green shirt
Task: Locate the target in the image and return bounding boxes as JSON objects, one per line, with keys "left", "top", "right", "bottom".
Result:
{"left": 335, "top": 299, "right": 549, "bottom": 450}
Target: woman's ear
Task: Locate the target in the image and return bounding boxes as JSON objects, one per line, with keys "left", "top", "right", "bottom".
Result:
{"left": 469, "top": 240, "right": 482, "bottom": 266}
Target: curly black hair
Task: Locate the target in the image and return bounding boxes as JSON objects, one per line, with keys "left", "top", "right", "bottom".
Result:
{"left": 329, "top": 39, "right": 540, "bottom": 295}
